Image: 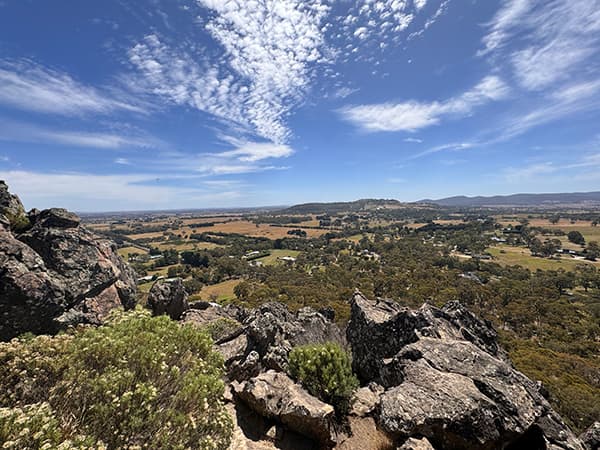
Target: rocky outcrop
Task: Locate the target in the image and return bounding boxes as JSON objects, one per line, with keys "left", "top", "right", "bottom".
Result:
{"left": 168, "top": 291, "right": 588, "bottom": 449}
{"left": 233, "top": 371, "right": 336, "bottom": 447}
{"left": 580, "top": 422, "right": 600, "bottom": 450}
{"left": 0, "top": 180, "right": 26, "bottom": 220}
{"left": 183, "top": 301, "right": 345, "bottom": 382}
{"left": 0, "top": 182, "right": 137, "bottom": 340}
{"left": 347, "top": 291, "right": 583, "bottom": 450}
{"left": 147, "top": 278, "right": 189, "bottom": 320}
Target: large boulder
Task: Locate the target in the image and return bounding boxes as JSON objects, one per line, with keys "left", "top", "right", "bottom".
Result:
{"left": 0, "top": 182, "right": 137, "bottom": 340}
{"left": 580, "top": 422, "right": 600, "bottom": 450}
{"left": 147, "top": 278, "right": 189, "bottom": 320}
{"left": 346, "top": 292, "right": 584, "bottom": 450}
{"left": 233, "top": 370, "right": 336, "bottom": 447}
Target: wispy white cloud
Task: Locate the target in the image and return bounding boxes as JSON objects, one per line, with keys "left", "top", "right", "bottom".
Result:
{"left": 114, "top": 158, "right": 131, "bottom": 165}
{"left": 412, "top": 142, "right": 475, "bottom": 159}
{"left": 218, "top": 142, "right": 294, "bottom": 162}
{"left": 339, "top": 75, "right": 509, "bottom": 132}
{"left": 403, "top": 137, "right": 423, "bottom": 143}
{"left": 0, "top": 119, "right": 159, "bottom": 150}
{"left": 503, "top": 162, "right": 556, "bottom": 183}
{"left": 332, "top": 86, "right": 359, "bottom": 99}
{"left": 130, "top": 0, "right": 331, "bottom": 144}
{"left": 503, "top": 153, "right": 600, "bottom": 184}
{"left": 492, "top": 78, "right": 600, "bottom": 142}
{"left": 387, "top": 177, "right": 407, "bottom": 183}
{"left": 0, "top": 170, "right": 247, "bottom": 211}
{"left": 132, "top": 141, "right": 293, "bottom": 176}
{"left": 0, "top": 60, "right": 145, "bottom": 116}
{"left": 480, "top": 0, "right": 600, "bottom": 91}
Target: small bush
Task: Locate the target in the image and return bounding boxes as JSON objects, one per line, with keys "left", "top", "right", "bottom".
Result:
{"left": 288, "top": 342, "right": 358, "bottom": 415}
{"left": 0, "top": 402, "right": 102, "bottom": 449}
{"left": 201, "top": 317, "right": 241, "bottom": 342}
{"left": 0, "top": 308, "right": 233, "bottom": 449}
{"left": 5, "top": 212, "right": 30, "bottom": 232}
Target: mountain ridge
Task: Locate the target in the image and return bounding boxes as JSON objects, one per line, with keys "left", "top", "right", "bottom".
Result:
{"left": 423, "top": 191, "right": 600, "bottom": 207}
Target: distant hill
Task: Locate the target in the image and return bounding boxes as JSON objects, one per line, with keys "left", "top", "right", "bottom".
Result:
{"left": 424, "top": 192, "right": 600, "bottom": 207}
{"left": 280, "top": 198, "right": 403, "bottom": 214}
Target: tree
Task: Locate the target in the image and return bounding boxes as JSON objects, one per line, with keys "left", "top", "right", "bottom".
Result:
{"left": 549, "top": 215, "right": 560, "bottom": 224}
{"left": 567, "top": 230, "right": 585, "bottom": 246}
{"left": 529, "top": 237, "right": 544, "bottom": 256}
{"left": 575, "top": 265, "right": 597, "bottom": 292}
{"left": 541, "top": 239, "right": 561, "bottom": 257}
{"left": 585, "top": 241, "right": 600, "bottom": 261}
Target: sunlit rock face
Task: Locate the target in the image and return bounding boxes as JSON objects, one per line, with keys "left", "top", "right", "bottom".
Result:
{"left": 0, "top": 181, "right": 137, "bottom": 340}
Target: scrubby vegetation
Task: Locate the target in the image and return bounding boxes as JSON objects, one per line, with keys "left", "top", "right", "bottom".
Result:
{"left": 288, "top": 342, "right": 358, "bottom": 416}
{"left": 5, "top": 211, "right": 30, "bottom": 232}
{"left": 0, "top": 309, "right": 233, "bottom": 449}
{"left": 91, "top": 206, "right": 600, "bottom": 433}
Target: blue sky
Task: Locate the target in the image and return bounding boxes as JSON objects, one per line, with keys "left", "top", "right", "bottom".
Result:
{"left": 0, "top": 0, "right": 599, "bottom": 211}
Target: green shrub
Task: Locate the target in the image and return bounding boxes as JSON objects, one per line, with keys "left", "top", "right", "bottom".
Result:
{"left": 0, "top": 308, "right": 233, "bottom": 450}
{"left": 5, "top": 212, "right": 30, "bottom": 232}
{"left": 288, "top": 342, "right": 358, "bottom": 415}
{"left": 0, "top": 402, "right": 102, "bottom": 449}
{"left": 0, "top": 334, "right": 72, "bottom": 407}
{"left": 201, "top": 317, "right": 241, "bottom": 342}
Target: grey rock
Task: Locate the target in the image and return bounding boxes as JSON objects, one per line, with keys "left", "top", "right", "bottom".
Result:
{"left": 218, "top": 333, "right": 249, "bottom": 365}
{"left": 240, "top": 302, "right": 345, "bottom": 378}
{"left": 347, "top": 292, "right": 583, "bottom": 450}
{"left": 29, "top": 208, "right": 80, "bottom": 229}
{"left": 147, "top": 278, "right": 189, "bottom": 320}
{"left": 0, "top": 183, "right": 137, "bottom": 340}
{"left": 0, "top": 180, "right": 26, "bottom": 221}
{"left": 234, "top": 370, "right": 336, "bottom": 447}
{"left": 229, "top": 350, "right": 262, "bottom": 382}
{"left": 350, "top": 383, "right": 383, "bottom": 417}
{"left": 580, "top": 422, "right": 600, "bottom": 450}
{"left": 397, "top": 437, "right": 435, "bottom": 450}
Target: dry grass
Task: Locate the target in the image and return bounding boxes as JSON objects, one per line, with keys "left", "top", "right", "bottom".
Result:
{"left": 117, "top": 246, "right": 148, "bottom": 258}
{"left": 195, "top": 220, "right": 330, "bottom": 238}
{"left": 197, "top": 279, "right": 241, "bottom": 301}
{"left": 487, "top": 245, "right": 599, "bottom": 271}
{"left": 153, "top": 241, "right": 220, "bottom": 251}
{"left": 126, "top": 231, "right": 168, "bottom": 240}
{"left": 253, "top": 249, "right": 301, "bottom": 266}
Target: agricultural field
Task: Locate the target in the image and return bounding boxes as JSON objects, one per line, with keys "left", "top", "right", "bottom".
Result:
{"left": 196, "top": 219, "right": 331, "bottom": 238}
{"left": 487, "top": 245, "right": 599, "bottom": 271}
{"left": 154, "top": 241, "right": 220, "bottom": 251}
{"left": 196, "top": 279, "right": 241, "bottom": 302}
{"left": 117, "top": 246, "right": 148, "bottom": 258}
{"left": 253, "top": 249, "right": 301, "bottom": 266}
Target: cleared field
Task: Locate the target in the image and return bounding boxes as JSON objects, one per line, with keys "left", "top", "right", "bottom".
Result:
{"left": 198, "top": 279, "right": 240, "bottom": 302}
{"left": 147, "top": 264, "right": 179, "bottom": 277}
{"left": 254, "top": 249, "right": 301, "bottom": 266}
{"left": 117, "top": 246, "right": 148, "bottom": 258}
{"left": 343, "top": 233, "right": 372, "bottom": 243}
{"left": 126, "top": 231, "right": 168, "bottom": 240}
{"left": 194, "top": 220, "right": 330, "bottom": 239}
{"left": 487, "top": 246, "right": 599, "bottom": 271}
{"left": 181, "top": 216, "right": 239, "bottom": 225}
{"left": 154, "top": 241, "right": 220, "bottom": 251}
